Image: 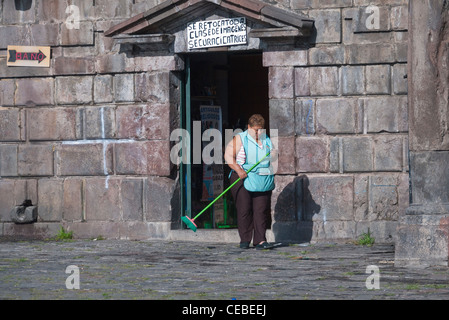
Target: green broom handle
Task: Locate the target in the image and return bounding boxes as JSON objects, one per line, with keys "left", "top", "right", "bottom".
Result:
{"left": 192, "top": 151, "right": 271, "bottom": 221}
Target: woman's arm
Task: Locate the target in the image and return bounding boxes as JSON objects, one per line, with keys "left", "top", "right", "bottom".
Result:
{"left": 224, "top": 136, "right": 247, "bottom": 180}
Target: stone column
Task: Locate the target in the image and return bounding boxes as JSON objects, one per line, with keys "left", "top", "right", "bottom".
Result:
{"left": 395, "top": 0, "right": 449, "bottom": 267}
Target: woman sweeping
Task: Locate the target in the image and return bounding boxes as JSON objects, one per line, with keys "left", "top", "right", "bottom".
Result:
{"left": 224, "top": 114, "right": 276, "bottom": 250}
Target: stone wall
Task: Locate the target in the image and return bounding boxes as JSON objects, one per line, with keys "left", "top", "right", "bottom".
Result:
{"left": 0, "top": 0, "right": 182, "bottom": 239}
{"left": 0, "top": 0, "right": 409, "bottom": 243}
{"left": 268, "top": 0, "right": 409, "bottom": 243}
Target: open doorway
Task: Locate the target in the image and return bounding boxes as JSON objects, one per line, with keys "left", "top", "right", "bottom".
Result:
{"left": 183, "top": 51, "right": 269, "bottom": 230}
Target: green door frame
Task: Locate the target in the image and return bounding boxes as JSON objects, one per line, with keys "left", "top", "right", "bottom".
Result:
{"left": 180, "top": 56, "right": 192, "bottom": 225}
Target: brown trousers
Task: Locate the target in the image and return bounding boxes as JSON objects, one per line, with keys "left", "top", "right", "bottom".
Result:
{"left": 230, "top": 171, "right": 272, "bottom": 245}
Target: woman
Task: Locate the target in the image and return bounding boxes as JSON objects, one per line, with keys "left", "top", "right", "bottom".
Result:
{"left": 224, "top": 114, "right": 276, "bottom": 250}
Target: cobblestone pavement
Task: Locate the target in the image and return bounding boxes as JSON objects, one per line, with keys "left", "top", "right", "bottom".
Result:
{"left": 1, "top": 239, "right": 449, "bottom": 300}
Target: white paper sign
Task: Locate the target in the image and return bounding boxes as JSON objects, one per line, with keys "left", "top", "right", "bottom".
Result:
{"left": 187, "top": 17, "right": 247, "bottom": 50}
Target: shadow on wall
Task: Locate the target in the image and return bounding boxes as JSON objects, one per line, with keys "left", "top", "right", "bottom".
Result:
{"left": 272, "top": 175, "right": 320, "bottom": 243}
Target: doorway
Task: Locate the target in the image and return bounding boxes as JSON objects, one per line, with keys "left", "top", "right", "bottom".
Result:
{"left": 181, "top": 51, "right": 269, "bottom": 230}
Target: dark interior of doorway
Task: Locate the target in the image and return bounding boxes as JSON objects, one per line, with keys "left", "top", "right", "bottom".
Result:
{"left": 188, "top": 51, "right": 269, "bottom": 230}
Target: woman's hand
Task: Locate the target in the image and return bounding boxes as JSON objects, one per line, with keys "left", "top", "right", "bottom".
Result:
{"left": 236, "top": 168, "right": 247, "bottom": 180}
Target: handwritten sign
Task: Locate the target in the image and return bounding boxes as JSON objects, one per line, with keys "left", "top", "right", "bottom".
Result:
{"left": 187, "top": 17, "right": 247, "bottom": 50}
{"left": 7, "top": 46, "right": 51, "bottom": 68}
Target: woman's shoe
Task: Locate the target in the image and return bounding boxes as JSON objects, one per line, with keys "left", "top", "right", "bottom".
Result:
{"left": 255, "top": 242, "right": 275, "bottom": 250}
{"left": 239, "top": 242, "right": 250, "bottom": 249}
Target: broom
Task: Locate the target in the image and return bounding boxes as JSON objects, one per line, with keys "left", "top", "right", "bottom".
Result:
{"left": 181, "top": 151, "right": 271, "bottom": 232}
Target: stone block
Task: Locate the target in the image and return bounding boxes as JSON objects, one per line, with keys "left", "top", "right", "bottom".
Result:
{"left": 117, "top": 103, "right": 172, "bottom": 141}
{"left": 356, "top": 220, "right": 397, "bottom": 243}
{"left": 316, "top": 98, "right": 357, "bottom": 134}
{"left": 133, "top": 56, "right": 184, "bottom": 72}
{"left": 329, "top": 137, "right": 341, "bottom": 173}
{"left": 38, "top": 179, "right": 63, "bottom": 222}
{"left": 56, "top": 76, "right": 93, "bottom": 105}
{"left": 363, "top": 96, "right": 405, "bottom": 133}
{"left": 365, "top": 65, "right": 391, "bottom": 94}
{"left": 94, "top": 75, "right": 113, "bottom": 103}
{"left": 373, "top": 135, "right": 403, "bottom": 171}
{"left": 308, "top": 9, "right": 342, "bottom": 44}
{"left": 61, "top": 21, "right": 94, "bottom": 46}
{"left": 96, "top": 54, "right": 129, "bottom": 74}
{"left": 263, "top": 50, "right": 307, "bottom": 66}
{"left": 27, "top": 108, "right": 79, "bottom": 141}
{"left": 294, "top": 68, "right": 310, "bottom": 97}
{"left": 84, "top": 107, "right": 116, "bottom": 139}
{"left": 272, "top": 175, "right": 299, "bottom": 222}
{"left": 345, "top": 43, "right": 395, "bottom": 65}
{"left": 85, "top": 178, "right": 121, "bottom": 221}
{"left": 114, "top": 142, "right": 148, "bottom": 175}
{"left": 64, "top": 221, "right": 120, "bottom": 239}
{"left": 146, "top": 103, "right": 171, "bottom": 140}
{"left": 0, "top": 181, "right": 15, "bottom": 221}
{"left": 57, "top": 143, "right": 112, "bottom": 176}
{"left": 308, "top": 175, "right": 354, "bottom": 222}
{"left": 313, "top": 220, "right": 357, "bottom": 240}
{"left": 63, "top": 179, "right": 83, "bottom": 222}
{"left": 354, "top": 175, "right": 369, "bottom": 221}
{"left": 395, "top": 214, "right": 449, "bottom": 267}
{"left": 147, "top": 140, "right": 172, "bottom": 176}
{"left": 395, "top": 42, "right": 408, "bottom": 63}
{"left": 0, "top": 79, "right": 15, "bottom": 106}
{"left": 0, "top": 26, "right": 29, "bottom": 50}
{"left": 340, "top": 66, "right": 364, "bottom": 95}
{"left": 54, "top": 57, "right": 95, "bottom": 75}
{"left": 269, "top": 99, "right": 295, "bottom": 136}
{"left": 276, "top": 136, "right": 296, "bottom": 174}
{"left": 145, "top": 176, "right": 177, "bottom": 222}
{"left": 391, "top": 5, "right": 408, "bottom": 31}
{"left": 409, "top": 151, "right": 449, "bottom": 205}
{"left": 309, "top": 46, "right": 345, "bottom": 66}
{"left": 342, "top": 137, "right": 373, "bottom": 172}
{"left": 0, "top": 180, "right": 38, "bottom": 221}
{"left": 309, "top": 67, "right": 339, "bottom": 96}
{"left": 0, "top": 56, "right": 52, "bottom": 78}
{"left": 18, "top": 145, "right": 54, "bottom": 176}
{"left": 290, "top": 0, "right": 312, "bottom": 10}
{"left": 2, "top": 0, "right": 35, "bottom": 24}
{"left": 369, "top": 175, "right": 401, "bottom": 222}
{"left": 295, "top": 99, "right": 315, "bottom": 135}
{"left": 37, "top": 0, "right": 95, "bottom": 23}
{"left": 135, "top": 72, "right": 170, "bottom": 103}
{"left": 94, "top": 0, "right": 131, "bottom": 19}
{"left": 31, "top": 24, "right": 60, "bottom": 46}
{"left": 309, "top": 0, "right": 352, "bottom": 8}
{"left": 296, "top": 137, "right": 328, "bottom": 173}
{"left": 121, "top": 179, "right": 143, "bottom": 221}
{"left": 0, "top": 109, "right": 21, "bottom": 141}
{"left": 116, "top": 105, "right": 148, "bottom": 140}
{"left": 114, "top": 73, "right": 134, "bottom": 102}
{"left": 115, "top": 140, "right": 171, "bottom": 176}
{"left": 354, "top": 6, "right": 391, "bottom": 33}
{"left": 0, "top": 145, "right": 18, "bottom": 177}
{"left": 15, "top": 78, "right": 54, "bottom": 106}
{"left": 393, "top": 63, "right": 408, "bottom": 94}
{"left": 268, "top": 67, "right": 294, "bottom": 99}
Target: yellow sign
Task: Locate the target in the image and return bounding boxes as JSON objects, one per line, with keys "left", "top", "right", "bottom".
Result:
{"left": 7, "top": 45, "right": 51, "bottom": 68}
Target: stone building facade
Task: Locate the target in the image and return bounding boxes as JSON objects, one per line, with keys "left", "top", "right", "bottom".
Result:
{"left": 0, "top": 0, "right": 410, "bottom": 243}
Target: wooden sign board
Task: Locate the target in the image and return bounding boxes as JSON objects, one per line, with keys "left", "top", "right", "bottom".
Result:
{"left": 7, "top": 45, "right": 51, "bottom": 68}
